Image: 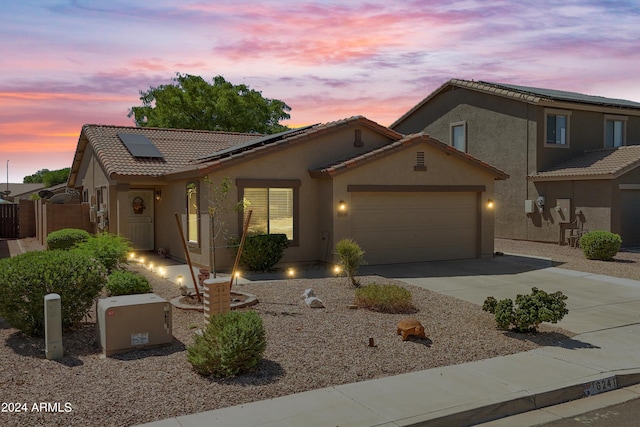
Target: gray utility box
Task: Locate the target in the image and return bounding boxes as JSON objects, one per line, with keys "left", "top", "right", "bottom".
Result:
{"left": 97, "top": 293, "right": 172, "bottom": 357}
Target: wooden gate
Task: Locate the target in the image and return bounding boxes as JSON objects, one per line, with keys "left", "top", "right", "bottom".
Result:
{"left": 0, "top": 204, "right": 18, "bottom": 238}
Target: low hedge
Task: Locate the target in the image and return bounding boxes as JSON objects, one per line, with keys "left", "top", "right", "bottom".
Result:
{"left": 231, "top": 234, "right": 289, "bottom": 271}
{"left": 0, "top": 250, "right": 106, "bottom": 336}
{"left": 75, "top": 232, "right": 131, "bottom": 273}
{"left": 47, "top": 228, "right": 91, "bottom": 250}
{"left": 106, "top": 271, "right": 151, "bottom": 296}
{"left": 580, "top": 231, "right": 622, "bottom": 261}
{"left": 187, "top": 311, "right": 266, "bottom": 377}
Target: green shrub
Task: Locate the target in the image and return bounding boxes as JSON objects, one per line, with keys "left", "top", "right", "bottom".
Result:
{"left": 106, "top": 271, "right": 151, "bottom": 296}
{"left": 46, "top": 228, "right": 91, "bottom": 250}
{"left": 482, "top": 287, "right": 569, "bottom": 332}
{"left": 354, "top": 284, "right": 416, "bottom": 313}
{"left": 76, "top": 232, "right": 131, "bottom": 273}
{"left": 187, "top": 311, "right": 266, "bottom": 377}
{"left": 335, "top": 238, "right": 365, "bottom": 287}
{"left": 233, "top": 234, "right": 289, "bottom": 271}
{"left": 580, "top": 231, "right": 622, "bottom": 261}
{"left": 0, "top": 250, "right": 107, "bottom": 336}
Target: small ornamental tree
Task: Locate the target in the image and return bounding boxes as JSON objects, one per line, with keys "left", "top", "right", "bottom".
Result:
{"left": 191, "top": 176, "right": 247, "bottom": 277}
{"left": 335, "top": 238, "right": 366, "bottom": 287}
{"left": 483, "top": 287, "right": 568, "bottom": 332}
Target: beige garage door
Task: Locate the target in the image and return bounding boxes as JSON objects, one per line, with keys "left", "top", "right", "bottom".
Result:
{"left": 351, "top": 192, "right": 478, "bottom": 265}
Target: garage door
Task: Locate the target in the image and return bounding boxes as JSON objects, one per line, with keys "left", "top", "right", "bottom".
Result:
{"left": 620, "top": 189, "right": 640, "bottom": 247}
{"left": 351, "top": 192, "right": 478, "bottom": 265}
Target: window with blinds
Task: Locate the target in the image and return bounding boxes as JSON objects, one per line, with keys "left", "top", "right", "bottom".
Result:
{"left": 187, "top": 182, "right": 199, "bottom": 244}
{"left": 244, "top": 187, "right": 293, "bottom": 240}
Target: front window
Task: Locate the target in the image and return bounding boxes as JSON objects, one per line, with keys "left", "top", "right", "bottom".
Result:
{"left": 237, "top": 179, "right": 300, "bottom": 245}
{"left": 605, "top": 116, "right": 626, "bottom": 148}
{"left": 545, "top": 110, "right": 570, "bottom": 146}
{"left": 244, "top": 188, "right": 294, "bottom": 239}
{"left": 450, "top": 122, "right": 466, "bottom": 152}
{"left": 187, "top": 182, "right": 199, "bottom": 244}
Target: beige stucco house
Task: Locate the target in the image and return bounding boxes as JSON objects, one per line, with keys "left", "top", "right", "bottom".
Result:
{"left": 68, "top": 116, "right": 507, "bottom": 270}
{"left": 392, "top": 79, "right": 640, "bottom": 247}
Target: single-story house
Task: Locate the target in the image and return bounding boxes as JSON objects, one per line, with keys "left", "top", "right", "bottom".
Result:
{"left": 67, "top": 116, "right": 507, "bottom": 270}
{"left": 391, "top": 79, "right": 640, "bottom": 246}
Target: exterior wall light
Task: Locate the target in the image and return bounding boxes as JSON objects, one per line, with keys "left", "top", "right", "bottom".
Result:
{"left": 287, "top": 268, "right": 295, "bottom": 279}
{"left": 155, "top": 190, "right": 162, "bottom": 201}
{"left": 338, "top": 200, "right": 347, "bottom": 212}
{"left": 487, "top": 199, "right": 494, "bottom": 209}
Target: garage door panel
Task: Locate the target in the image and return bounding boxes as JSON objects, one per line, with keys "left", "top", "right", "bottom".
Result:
{"left": 351, "top": 192, "right": 477, "bottom": 264}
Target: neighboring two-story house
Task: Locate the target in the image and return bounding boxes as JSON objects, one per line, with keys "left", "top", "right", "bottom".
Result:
{"left": 392, "top": 79, "right": 640, "bottom": 247}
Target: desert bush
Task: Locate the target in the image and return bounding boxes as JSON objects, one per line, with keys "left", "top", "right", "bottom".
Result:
{"left": 482, "top": 287, "right": 568, "bottom": 332}
{"left": 0, "top": 250, "right": 106, "bottom": 336}
{"left": 187, "top": 311, "right": 266, "bottom": 377}
{"left": 335, "top": 238, "right": 365, "bottom": 287}
{"left": 46, "top": 228, "right": 90, "bottom": 250}
{"left": 354, "top": 284, "right": 416, "bottom": 313}
{"left": 231, "top": 234, "right": 289, "bottom": 271}
{"left": 75, "top": 232, "right": 131, "bottom": 273}
{"left": 106, "top": 271, "right": 151, "bottom": 296}
{"left": 580, "top": 230, "right": 622, "bottom": 261}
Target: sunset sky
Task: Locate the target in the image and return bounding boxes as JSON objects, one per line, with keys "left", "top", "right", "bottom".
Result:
{"left": 2, "top": 0, "right": 640, "bottom": 183}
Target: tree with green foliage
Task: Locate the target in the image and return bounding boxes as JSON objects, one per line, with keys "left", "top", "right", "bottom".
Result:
{"left": 335, "top": 238, "right": 366, "bottom": 287}
{"left": 128, "top": 73, "right": 291, "bottom": 134}
{"left": 23, "top": 169, "right": 49, "bottom": 183}
{"left": 23, "top": 167, "right": 70, "bottom": 186}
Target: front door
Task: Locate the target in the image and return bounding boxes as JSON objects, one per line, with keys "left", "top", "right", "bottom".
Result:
{"left": 128, "top": 190, "right": 154, "bottom": 250}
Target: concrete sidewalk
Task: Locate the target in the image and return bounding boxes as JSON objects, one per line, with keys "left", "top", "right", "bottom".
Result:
{"left": 139, "top": 254, "right": 640, "bottom": 427}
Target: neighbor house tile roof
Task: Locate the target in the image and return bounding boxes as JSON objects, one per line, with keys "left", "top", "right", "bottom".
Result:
{"left": 528, "top": 145, "right": 640, "bottom": 181}
{"left": 69, "top": 125, "right": 261, "bottom": 185}
{"left": 391, "top": 79, "right": 640, "bottom": 129}
{"left": 309, "top": 133, "right": 509, "bottom": 180}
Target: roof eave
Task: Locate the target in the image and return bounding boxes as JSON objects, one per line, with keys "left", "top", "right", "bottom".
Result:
{"left": 527, "top": 173, "right": 617, "bottom": 182}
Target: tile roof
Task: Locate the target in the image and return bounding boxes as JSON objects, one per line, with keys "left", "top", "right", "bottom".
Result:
{"left": 528, "top": 145, "right": 640, "bottom": 181}
{"left": 391, "top": 79, "right": 640, "bottom": 129}
{"left": 453, "top": 80, "right": 640, "bottom": 109}
{"left": 167, "top": 116, "right": 403, "bottom": 178}
{"left": 309, "top": 133, "right": 509, "bottom": 180}
{"left": 69, "top": 125, "right": 261, "bottom": 184}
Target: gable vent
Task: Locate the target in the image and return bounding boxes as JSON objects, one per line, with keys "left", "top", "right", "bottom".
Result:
{"left": 118, "top": 133, "right": 164, "bottom": 158}
{"left": 354, "top": 129, "right": 363, "bottom": 147}
{"left": 414, "top": 151, "right": 427, "bottom": 171}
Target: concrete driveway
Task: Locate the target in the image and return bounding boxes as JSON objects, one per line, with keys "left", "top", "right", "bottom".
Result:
{"left": 361, "top": 254, "right": 640, "bottom": 335}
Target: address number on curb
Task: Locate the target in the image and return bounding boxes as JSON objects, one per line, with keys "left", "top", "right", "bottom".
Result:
{"left": 584, "top": 376, "right": 617, "bottom": 396}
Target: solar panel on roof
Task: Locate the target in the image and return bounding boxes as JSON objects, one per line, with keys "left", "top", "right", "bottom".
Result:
{"left": 118, "top": 133, "right": 164, "bottom": 158}
{"left": 192, "top": 125, "right": 318, "bottom": 163}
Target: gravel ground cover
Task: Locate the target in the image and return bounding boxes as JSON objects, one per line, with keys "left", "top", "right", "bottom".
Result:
{"left": 2, "top": 237, "right": 637, "bottom": 427}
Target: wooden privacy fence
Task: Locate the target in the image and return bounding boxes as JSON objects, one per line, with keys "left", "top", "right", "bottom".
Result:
{"left": 0, "top": 204, "right": 18, "bottom": 238}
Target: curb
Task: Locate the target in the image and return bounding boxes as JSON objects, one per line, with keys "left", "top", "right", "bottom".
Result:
{"left": 415, "top": 371, "right": 640, "bottom": 427}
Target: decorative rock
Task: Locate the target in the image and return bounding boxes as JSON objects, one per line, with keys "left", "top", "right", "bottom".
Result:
{"left": 396, "top": 318, "right": 427, "bottom": 341}
{"left": 301, "top": 288, "right": 316, "bottom": 300}
{"left": 305, "top": 296, "right": 324, "bottom": 308}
